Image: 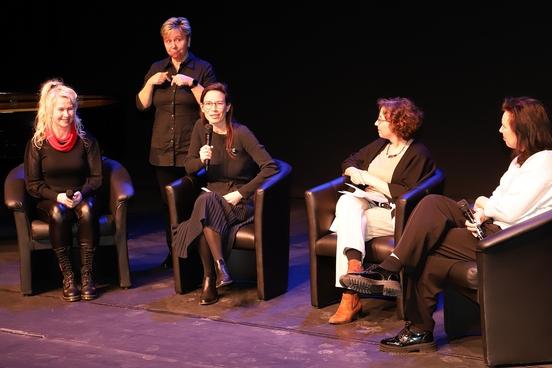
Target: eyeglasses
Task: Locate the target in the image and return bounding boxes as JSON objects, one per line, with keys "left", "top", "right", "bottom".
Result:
{"left": 376, "top": 118, "right": 389, "bottom": 123}
{"left": 202, "top": 101, "right": 225, "bottom": 110}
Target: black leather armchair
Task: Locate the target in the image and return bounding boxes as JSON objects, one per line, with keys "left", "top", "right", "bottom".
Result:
{"left": 3, "top": 157, "right": 134, "bottom": 295}
{"left": 443, "top": 209, "right": 552, "bottom": 367}
{"left": 305, "top": 168, "right": 445, "bottom": 317}
{"left": 165, "top": 159, "right": 292, "bottom": 301}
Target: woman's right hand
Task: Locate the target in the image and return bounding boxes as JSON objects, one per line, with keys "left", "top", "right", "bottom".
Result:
{"left": 199, "top": 144, "right": 212, "bottom": 164}
{"left": 147, "top": 72, "right": 171, "bottom": 86}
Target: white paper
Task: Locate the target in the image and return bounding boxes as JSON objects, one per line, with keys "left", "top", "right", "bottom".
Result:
{"left": 338, "top": 183, "right": 390, "bottom": 204}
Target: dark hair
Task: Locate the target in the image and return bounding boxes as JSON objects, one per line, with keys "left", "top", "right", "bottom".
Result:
{"left": 200, "top": 83, "right": 236, "bottom": 157}
{"left": 377, "top": 97, "right": 423, "bottom": 140}
{"left": 502, "top": 96, "right": 552, "bottom": 165}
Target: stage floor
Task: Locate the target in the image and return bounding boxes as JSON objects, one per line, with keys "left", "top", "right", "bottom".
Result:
{"left": 0, "top": 197, "right": 539, "bottom": 368}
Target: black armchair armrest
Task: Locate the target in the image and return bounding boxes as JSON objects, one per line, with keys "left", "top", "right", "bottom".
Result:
{"left": 166, "top": 170, "right": 206, "bottom": 227}
{"left": 394, "top": 168, "right": 445, "bottom": 240}
{"left": 4, "top": 164, "right": 28, "bottom": 212}
{"left": 475, "top": 209, "right": 552, "bottom": 366}
{"left": 102, "top": 158, "right": 134, "bottom": 216}
{"left": 304, "top": 176, "right": 346, "bottom": 244}
{"left": 253, "top": 160, "right": 292, "bottom": 299}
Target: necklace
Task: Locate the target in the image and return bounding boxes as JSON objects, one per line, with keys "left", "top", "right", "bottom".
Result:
{"left": 386, "top": 143, "right": 407, "bottom": 158}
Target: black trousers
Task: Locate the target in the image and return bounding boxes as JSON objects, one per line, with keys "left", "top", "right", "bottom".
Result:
{"left": 392, "top": 194, "right": 501, "bottom": 332}
{"left": 154, "top": 165, "right": 187, "bottom": 249}
{"left": 36, "top": 196, "right": 99, "bottom": 250}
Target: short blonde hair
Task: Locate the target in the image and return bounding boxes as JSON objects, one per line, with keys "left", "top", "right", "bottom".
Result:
{"left": 160, "top": 17, "right": 191, "bottom": 39}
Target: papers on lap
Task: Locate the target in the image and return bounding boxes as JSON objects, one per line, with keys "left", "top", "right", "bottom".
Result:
{"left": 338, "top": 183, "right": 390, "bottom": 205}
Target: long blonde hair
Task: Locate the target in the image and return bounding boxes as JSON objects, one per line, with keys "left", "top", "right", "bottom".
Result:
{"left": 31, "top": 79, "right": 86, "bottom": 149}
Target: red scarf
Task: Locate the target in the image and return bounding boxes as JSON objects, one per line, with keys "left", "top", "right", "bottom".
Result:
{"left": 46, "top": 125, "right": 78, "bottom": 152}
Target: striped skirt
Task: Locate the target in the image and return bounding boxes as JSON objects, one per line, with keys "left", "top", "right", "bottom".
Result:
{"left": 171, "top": 191, "right": 254, "bottom": 259}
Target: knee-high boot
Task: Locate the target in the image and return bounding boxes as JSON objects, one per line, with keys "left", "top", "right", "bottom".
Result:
{"left": 53, "top": 247, "right": 80, "bottom": 302}
{"left": 80, "top": 245, "right": 97, "bottom": 300}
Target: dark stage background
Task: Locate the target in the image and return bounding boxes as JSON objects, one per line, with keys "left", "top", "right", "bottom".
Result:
{"left": 2, "top": 4, "right": 550, "bottom": 209}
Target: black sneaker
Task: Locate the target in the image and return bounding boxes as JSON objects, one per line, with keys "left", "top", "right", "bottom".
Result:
{"left": 339, "top": 264, "right": 401, "bottom": 296}
{"left": 380, "top": 322, "right": 436, "bottom": 353}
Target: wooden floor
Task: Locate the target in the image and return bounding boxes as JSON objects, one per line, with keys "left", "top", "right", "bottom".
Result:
{"left": 0, "top": 197, "right": 548, "bottom": 368}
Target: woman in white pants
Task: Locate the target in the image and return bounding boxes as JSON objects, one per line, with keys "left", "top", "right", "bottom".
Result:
{"left": 329, "top": 97, "right": 436, "bottom": 324}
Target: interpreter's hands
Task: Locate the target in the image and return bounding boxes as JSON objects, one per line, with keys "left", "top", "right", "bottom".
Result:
{"left": 223, "top": 191, "right": 243, "bottom": 206}
{"left": 56, "top": 191, "right": 82, "bottom": 209}
{"left": 147, "top": 72, "right": 171, "bottom": 86}
{"left": 171, "top": 73, "right": 195, "bottom": 87}
{"left": 344, "top": 167, "right": 365, "bottom": 185}
{"left": 199, "top": 144, "right": 212, "bottom": 165}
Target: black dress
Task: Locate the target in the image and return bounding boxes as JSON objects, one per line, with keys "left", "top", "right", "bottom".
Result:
{"left": 172, "top": 121, "right": 278, "bottom": 258}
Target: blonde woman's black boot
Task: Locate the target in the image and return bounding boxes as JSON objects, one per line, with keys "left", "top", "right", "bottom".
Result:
{"left": 80, "top": 245, "right": 97, "bottom": 300}
{"left": 53, "top": 247, "right": 80, "bottom": 302}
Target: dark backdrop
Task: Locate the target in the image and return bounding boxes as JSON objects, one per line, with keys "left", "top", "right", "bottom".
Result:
{"left": 2, "top": 4, "right": 550, "bottom": 206}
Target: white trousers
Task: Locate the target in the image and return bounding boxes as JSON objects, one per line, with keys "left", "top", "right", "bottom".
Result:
{"left": 329, "top": 194, "right": 394, "bottom": 287}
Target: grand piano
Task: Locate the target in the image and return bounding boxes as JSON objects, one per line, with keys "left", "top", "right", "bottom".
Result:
{"left": 0, "top": 92, "right": 118, "bottom": 233}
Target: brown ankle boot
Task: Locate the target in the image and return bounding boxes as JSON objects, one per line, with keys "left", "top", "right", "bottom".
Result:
{"left": 329, "top": 291, "right": 362, "bottom": 324}
{"left": 347, "top": 259, "right": 363, "bottom": 274}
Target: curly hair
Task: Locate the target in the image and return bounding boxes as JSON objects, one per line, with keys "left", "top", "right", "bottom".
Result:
{"left": 377, "top": 97, "right": 423, "bottom": 140}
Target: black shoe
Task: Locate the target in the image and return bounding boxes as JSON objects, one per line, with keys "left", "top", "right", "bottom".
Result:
{"left": 215, "top": 259, "right": 233, "bottom": 288}
{"left": 339, "top": 264, "right": 401, "bottom": 296}
{"left": 380, "top": 322, "right": 436, "bottom": 353}
{"left": 161, "top": 252, "right": 173, "bottom": 269}
{"left": 200, "top": 276, "right": 218, "bottom": 305}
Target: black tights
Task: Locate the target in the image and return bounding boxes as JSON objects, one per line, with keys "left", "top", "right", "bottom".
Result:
{"left": 197, "top": 226, "right": 225, "bottom": 277}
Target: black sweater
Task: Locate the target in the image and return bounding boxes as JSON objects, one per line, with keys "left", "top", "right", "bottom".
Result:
{"left": 24, "top": 135, "right": 102, "bottom": 201}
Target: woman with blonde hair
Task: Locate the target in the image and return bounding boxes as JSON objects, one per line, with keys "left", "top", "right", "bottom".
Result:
{"left": 25, "top": 79, "right": 102, "bottom": 302}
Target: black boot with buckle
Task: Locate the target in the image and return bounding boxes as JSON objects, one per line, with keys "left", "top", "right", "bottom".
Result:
{"left": 53, "top": 247, "right": 80, "bottom": 302}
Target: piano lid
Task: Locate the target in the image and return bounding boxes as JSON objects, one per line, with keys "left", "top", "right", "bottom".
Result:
{"left": 0, "top": 92, "right": 116, "bottom": 113}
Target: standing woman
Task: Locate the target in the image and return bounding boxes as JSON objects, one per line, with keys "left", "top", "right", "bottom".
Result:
{"left": 25, "top": 79, "right": 102, "bottom": 302}
{"left": 172, "top": 83, "right": 279, "bottom": 305}
{"left": 328, "top": 97, "right": 436, "bottom": 324}
{"left": 137, "top": 16, "right": 217, "bottom": 268}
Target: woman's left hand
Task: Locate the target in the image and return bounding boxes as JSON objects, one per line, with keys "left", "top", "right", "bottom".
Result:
{"left": 65, "top": 191, "right": 83, "bottom": 208}
{"left": 223, "top": 191, "right": 243, "bottom": 206}
{"left": 171, "top": 73, "right": 195, "bottom": 87}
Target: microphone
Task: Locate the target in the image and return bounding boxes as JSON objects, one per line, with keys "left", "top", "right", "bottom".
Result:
{"left": 204, "top": 124, "right": 213, "bottom": 171}
{"left": 457, "top": 199, "right": 485, "bottom": 240}
{"left": 66, "top": 189, "right": 74, "bottom": 199}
